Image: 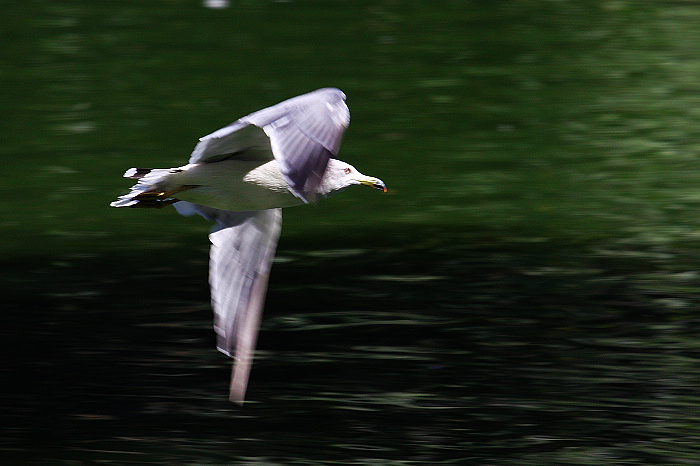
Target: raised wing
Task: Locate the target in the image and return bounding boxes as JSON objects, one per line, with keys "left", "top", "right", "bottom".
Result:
{"left": 245, "top": 87, "right": 349, "bottom": 155}
{"left": 174, "top": 202, "right": 282, "bottom": 403}
{"left": 189, "top": 88, "right": 350, "bottom": 201}
{"left": 189, "top": 122, "right": 273, "bottom": 164}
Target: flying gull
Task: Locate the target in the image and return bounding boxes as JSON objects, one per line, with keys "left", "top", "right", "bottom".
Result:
{"left": 111, "top": 88, "right": 386, "bottom": 403}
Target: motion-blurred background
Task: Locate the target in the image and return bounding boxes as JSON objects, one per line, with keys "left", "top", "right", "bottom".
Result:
{"left": 3, "top": 1, "right": 700, "bottom": 464}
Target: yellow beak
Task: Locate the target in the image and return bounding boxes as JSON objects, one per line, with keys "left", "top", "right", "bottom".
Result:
{"left": 360, "top": 177, "right": 387, "bottom": 192}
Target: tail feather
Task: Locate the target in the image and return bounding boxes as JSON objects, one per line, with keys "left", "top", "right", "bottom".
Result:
{"left": 110, "top": 167, "right": 175, "bottom": 208}
{"left": 124, "top": 167, "right": 154, "bottom": 179}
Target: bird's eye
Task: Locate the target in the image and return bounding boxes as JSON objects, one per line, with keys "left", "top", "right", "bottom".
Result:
{"left": 344, "top": 168, "right": 351, "bottom": 174}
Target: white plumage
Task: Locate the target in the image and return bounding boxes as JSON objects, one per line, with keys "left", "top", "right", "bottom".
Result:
{"left": 111, "top": 88, "right": 386, "bottom": 403}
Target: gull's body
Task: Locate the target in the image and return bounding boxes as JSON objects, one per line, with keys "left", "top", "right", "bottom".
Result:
{"left": 111, "top": 88, "right": 385, "bottom": 403}
{"left": 158, "top": 159, "right": 305, "bottom": 211}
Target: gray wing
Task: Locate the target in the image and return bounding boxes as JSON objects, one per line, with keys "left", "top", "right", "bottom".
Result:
{"left": 174, "top": 202, "right": 282, "bottom": 403}
{"left": 189, "top": 122, "right": 273, "bottom": 164}
{"left": 189, "top": 88, "right": 350, "bottom": 201}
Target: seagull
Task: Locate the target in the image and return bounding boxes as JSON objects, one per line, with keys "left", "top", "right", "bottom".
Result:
{"left": 111, "top": 88, "right": 386, "bottom": 403}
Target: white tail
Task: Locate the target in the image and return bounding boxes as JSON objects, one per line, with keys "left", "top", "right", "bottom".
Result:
{"left": 110, "top": 168, "right": 174, "bottom": 207}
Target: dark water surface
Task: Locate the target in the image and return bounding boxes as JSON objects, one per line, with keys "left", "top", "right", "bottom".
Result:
{"left": 4, "top": 244, "right": 700, "bottom": 464}
{"left": 3, "top": 1, "right": 700, "bottom": 464}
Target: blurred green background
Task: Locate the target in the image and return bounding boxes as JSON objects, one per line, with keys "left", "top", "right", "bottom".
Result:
{"left": 3, "top": 0, "right": 700, "bottom": 464}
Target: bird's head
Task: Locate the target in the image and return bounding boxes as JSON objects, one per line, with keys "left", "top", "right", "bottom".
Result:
{"left": 320, "top": 159, "right": 387, "bottom": 197}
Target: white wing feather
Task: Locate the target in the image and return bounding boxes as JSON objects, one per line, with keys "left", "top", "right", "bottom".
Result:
{"left": 188, "top": 88, "right": 349, "bottom": 201}
{"left": 175, "top": 202, "right": 282, "bottom": 403}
